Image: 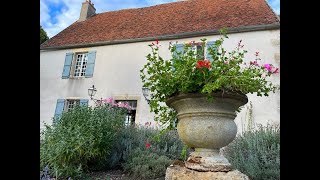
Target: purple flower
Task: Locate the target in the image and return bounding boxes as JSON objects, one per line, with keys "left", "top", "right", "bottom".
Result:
{"left": 263, "top": 64, "right": 273, "bottom": 72}
{"left": 250, "top": 61, "right": 259, "bottom": 66}
{"left": 104, "top": 97, "right": 114, "bottom": 104}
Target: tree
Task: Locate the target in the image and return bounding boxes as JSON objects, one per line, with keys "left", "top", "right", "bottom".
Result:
{"left": 40, "top": 25, "right": 49, "bottom": 45}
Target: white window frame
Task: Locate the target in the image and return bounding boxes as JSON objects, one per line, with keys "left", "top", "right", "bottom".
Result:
{"left": 72, "top": 52, "right": 88, "bottom": 78}
{"left": 64, "top": 99, "right": 80, "bottom": 112}
{"left": 190, "top": 43, "right": 205, "bottom": 59}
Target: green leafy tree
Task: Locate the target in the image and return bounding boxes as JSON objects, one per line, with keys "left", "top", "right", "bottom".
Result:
{"left": 40, "top": 25, "right": 49, "bottom": 44}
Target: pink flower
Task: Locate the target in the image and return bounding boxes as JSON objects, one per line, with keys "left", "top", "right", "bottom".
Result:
{"left": 145, "top": 142, "right": 151, "bottom": 149}
{"left": 273, "top": 67, "right": 279, "bottom": 74}
{"left": 151, "top": 42, "right": 154, "bottom": 46}
{"left": 116, "top": 102, "right": 131, "bottom": 110}
{"left": 97, "top": 100, "right": 103, "bottom": 105}
{"left": 225, "top": 61, "right": 229, "bottom": 64}
{"left": 250, "top": 61, "right": 259, "bottom": 66}
{"left": 263, "top": 64, "right": 273, "bottom": 72}
{"left": 104, "top": 97, "right": 114, "bottom": 104}
{"left": 187, "top": 40, "right": 196, "bottom": 45}
{"left": 255, "top": 52, "right": 259, "bottom": 56}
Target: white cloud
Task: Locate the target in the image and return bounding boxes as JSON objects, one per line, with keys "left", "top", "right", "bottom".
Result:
{"left": 40, "top": 0, "right": 84, "bottom": 38}
{"left": 268, "top": 0, "right": 280, "bottom": 15}
{"left": 40, "top": 1, "right": 50, "bottom": 26}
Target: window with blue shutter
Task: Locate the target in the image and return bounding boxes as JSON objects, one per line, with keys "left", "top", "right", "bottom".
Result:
{"left": 175, "top": 44, "right": 184, "bottom": 58}
{"left": 206, "top": 41, "right": 216, "bottom": 62}
{"left": 62, "top": 51, "right": 97, "bottom": 79}
{"left": 54, "top": 99, "right": 65, "bottom": 123}
{"left": 85, "top": 50, "right": 97, "bottom": 78}
{"left": 62, "top": 53, "right": 74, "bottom": 79}
{"left": 80, "top": 99, "right": 89, "bottom": 106}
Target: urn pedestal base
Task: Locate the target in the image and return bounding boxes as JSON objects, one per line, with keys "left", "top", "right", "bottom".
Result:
{"left": 165, "top": 92, "right": 249, "bottom": 179}
{"left": 185, "top": 148, "right": 232, "bottom": 172}
{"left": 165, "top": 163, "right": 249, "bottom": 180}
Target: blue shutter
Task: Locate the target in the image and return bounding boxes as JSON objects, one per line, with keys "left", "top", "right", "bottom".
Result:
{"left": 175, "top": 44, "right": 184, "bottom": 56}
{"left": 62, "top": 53, "right": 74, "bottom": 79}
{"left": 172, "top": 44, "right": 184, "bottom": 70}
{"left": 54, "top": 99, "right": 65, "bottom": 123}
{"left": 80, "top": 99, "right": 89, "bottom": 106}
{"left": 85, "top": 50, "right": 97, "bottom": 78}
{"left": 206, "top": 41, "right": 215, "bottom": 62}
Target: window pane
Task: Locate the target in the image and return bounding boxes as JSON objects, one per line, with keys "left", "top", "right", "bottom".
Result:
{"left": 73, "top": 52, "right": 88, "bottom": 77}
{"left": 66, "top": 100, "right": 80, "bottom": 112}
{"left": 196, "top": 45, "right": 204, "bottom": 59}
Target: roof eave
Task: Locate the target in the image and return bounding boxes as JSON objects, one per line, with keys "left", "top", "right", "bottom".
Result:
{"left": 40, "top": 23, "right": 280, "bottom": 51}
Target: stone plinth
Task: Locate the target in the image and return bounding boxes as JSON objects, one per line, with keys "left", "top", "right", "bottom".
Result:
{"left": 165, "top": 163, "right": 249, "bottom": 180}
{"left": 185, "top": 148, "right": 232, "bottom": 172}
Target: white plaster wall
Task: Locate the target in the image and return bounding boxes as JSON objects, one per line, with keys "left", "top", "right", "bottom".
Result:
{"left": 40, "top": 29, "right": 279, "bottom": 133}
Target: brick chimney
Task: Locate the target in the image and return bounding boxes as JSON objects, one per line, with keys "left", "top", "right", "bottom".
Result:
{"left": 79, "top": 0, "right": 96, "bottom": 22}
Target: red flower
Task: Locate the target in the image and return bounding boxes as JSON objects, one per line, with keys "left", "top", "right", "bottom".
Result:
{"left": 156, "top": 40, "right": 159, "bottom": 44}
{"left": 151, "top": 42, "right": 154, "bottom": 46}
{"left": 196, "top": 60, "right": 211, "bottom": 69}
{"left": 255, "top": 52, "right": 259, "bottom": 56}
{"left": 145, "top": 142, "right": 151, "bottom": 149}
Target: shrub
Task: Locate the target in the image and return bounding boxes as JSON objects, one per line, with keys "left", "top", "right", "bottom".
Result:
{"left": 103, "top": 125, "right": 187, "bottom": 178}
{"left": 224, "top": 125, "right": 280, "bottom": 180}
{"left": 40, "top": 104, "right": 127, "bottom": 179}
{"left": 123, "top": 148, "right": 172, "bottom": 179}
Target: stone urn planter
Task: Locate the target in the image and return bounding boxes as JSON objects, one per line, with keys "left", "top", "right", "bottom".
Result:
{"left": 166, "top": 92, "right": 248, "bottom": 172}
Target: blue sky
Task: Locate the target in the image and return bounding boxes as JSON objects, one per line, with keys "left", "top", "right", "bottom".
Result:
{"left": 40, "top": 0, "right": 280, "bottom": 38}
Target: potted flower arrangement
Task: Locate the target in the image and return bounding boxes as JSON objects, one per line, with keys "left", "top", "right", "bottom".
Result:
{"left": 140, "top": 29, "right": 279, "bottom": 172}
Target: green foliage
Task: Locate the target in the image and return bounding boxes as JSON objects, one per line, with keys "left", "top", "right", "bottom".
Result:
{"left": 40, "top": 25, "right": 49, "bottom": 44}
{"left": 224, "top": 125, "right": 280, "bottom": 180}
{"left": 123, "top": 148, "right": 172, "bottom": 179}
{"left": 105, "top": 126, "right": 186, "bottom": 167}
{"left": 102, "top": 126, "right": 187, "bottom": 178}
{"left": 180, "top": 145, "right": 188, "bottom": 161}
{"left": 140, "top": 28, "right": 279, "bottom": 130}
{"left": 40, "top": 104, "right": 127, "bottom": 179}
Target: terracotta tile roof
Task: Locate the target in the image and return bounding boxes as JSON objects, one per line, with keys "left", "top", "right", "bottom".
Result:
{"left": 41, "top": 0, "right": 279, "bottom": 49}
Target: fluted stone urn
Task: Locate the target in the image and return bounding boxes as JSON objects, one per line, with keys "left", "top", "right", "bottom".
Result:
{"left": 166, "top": 92, "right": 248, "bottom": 172}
